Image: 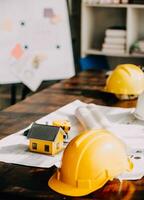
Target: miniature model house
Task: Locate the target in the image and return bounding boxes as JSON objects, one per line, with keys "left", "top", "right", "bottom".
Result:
{"left": 28, "top": 123, "right": 65, "bottom": 155}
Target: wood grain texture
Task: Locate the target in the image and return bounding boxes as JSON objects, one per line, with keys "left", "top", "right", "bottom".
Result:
{"left": 0, "top": 70, "right": 142, "bottom": 200}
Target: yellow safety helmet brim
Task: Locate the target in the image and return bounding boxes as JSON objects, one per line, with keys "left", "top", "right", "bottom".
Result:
{"left": 48, "top": 130, "right": 133, "bottom": 197}
{"left": 49, "top": 159, "right": 133, "bottom": 197}
{"left": 48, "top": 172, "right": 108, "bottom": 196}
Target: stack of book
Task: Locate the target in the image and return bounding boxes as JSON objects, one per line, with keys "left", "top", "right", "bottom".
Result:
{"left": 102, "top": 27, "right": 126, "bottom": 55}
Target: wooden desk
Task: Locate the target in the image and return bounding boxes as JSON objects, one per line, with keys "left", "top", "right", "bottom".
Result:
{"left": 0, "top": 70, "right": 143, "bottom": 200}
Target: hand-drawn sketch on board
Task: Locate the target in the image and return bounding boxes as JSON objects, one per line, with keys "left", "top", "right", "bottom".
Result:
{"left": 0, "top": 0, "right": 75, "bottom": 91}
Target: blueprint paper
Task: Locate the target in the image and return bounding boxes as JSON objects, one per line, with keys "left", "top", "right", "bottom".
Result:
{"left": 0, "top": 100, "right": 85, "bottom": 168}
{"left": 0, "top": 100, "right": 144, "bottom": 180}
{"left": 74, "top": 103, "right": 144, "bottom": 180}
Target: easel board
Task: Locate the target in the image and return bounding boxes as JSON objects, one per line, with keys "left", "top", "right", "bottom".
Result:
{"left": 0, "top": 0, "right": 75, "bottom": 86}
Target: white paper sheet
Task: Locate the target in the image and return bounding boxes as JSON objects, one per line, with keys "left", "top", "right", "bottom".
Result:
{"left": 74, "top": 103, "right": 144, "bottom": 180}
{"left": 0, "top": 100, "right": 144, "bottom": 180}
{"left": 0, "top": 0, "right": 75, "bottom": 90}
{"left": 0, "top": 100, "right": 86, "bottom": 168}
{"left": 11, "top": 52, "right": 43, "bottom": 91}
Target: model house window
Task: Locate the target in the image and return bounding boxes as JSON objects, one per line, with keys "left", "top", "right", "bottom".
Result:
{"left": 32, "top": 143, "right": 37, "bottom": 150}
{"left": 45, "top": 145, "right": 49, "bottom": 152}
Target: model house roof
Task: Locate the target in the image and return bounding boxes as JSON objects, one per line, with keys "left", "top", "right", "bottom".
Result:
{"left": 28, "top": 123, "right": 64, "bottom": 141}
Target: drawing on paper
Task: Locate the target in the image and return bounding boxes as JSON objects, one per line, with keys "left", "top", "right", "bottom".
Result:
{"left": 0, "top": 0, "right": 74, "bottom": 90}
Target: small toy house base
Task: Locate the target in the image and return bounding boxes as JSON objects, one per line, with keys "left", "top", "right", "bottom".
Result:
{"left": 28, "top": 123, "right": 65, "bottom": 155}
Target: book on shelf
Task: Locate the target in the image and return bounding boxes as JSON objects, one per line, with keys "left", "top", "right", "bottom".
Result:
{"left": 121, "top": 0, "right": 129, "bottom": 3}
{"left": 106, "top": 29, "right": 126, "bottom": 38}
{"left": 99, "top": 0, "right": 113, "bottom": 3}
{"left": 105, "top": 26, "right": 126, "bottom": 37}
{"left": 102, "top": 43, "right": 125, "bottom": 50}
{"left": 105, "top": 36, "right": 126, "bottom": 45}
{"left": 102, "top": 48, "right": 125, "bottom": 54}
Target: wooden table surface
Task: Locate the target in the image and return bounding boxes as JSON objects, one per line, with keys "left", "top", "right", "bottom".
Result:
{"left": 0, "top": 70, "right": 143, "bottom": 200}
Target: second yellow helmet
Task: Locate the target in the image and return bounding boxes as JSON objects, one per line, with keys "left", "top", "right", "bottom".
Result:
{"left": 105, "top": 64, "right": 144, "bottom": 98}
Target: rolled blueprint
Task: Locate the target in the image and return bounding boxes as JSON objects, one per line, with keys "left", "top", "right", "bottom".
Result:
{"left": 87, "top": 104, "right": 111, "bottom": 128}
{"left": 75, "top": 106, "right": 101, "bottom": 130}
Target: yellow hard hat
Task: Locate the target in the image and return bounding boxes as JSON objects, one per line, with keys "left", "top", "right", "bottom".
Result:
{"left": 105, "top": 64, "right": 144, "bottom": 95}
{"left": 48, "top": 130, "right": 133, "bottom": 196}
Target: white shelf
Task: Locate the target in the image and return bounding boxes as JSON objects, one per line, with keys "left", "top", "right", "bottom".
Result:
{"left": 84, "top": 3, "right": 128, "bottom": 8}
{"left": 85, "top": 49, "right": 144, "bottom": 58}
{"left": 84, "top": 3, "right": 144, "bottom": 9}
{"left": 81, "top": 0, "right": 144, "bottom": 62}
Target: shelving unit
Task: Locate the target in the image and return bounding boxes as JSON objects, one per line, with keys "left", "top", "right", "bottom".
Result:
{"left": 81, "top": 0, "right": 144, "bottom": 68}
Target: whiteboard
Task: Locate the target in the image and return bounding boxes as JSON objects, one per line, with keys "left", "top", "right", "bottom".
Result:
{"left": 0, "top": 0, "right": 75, "bottom": 90}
